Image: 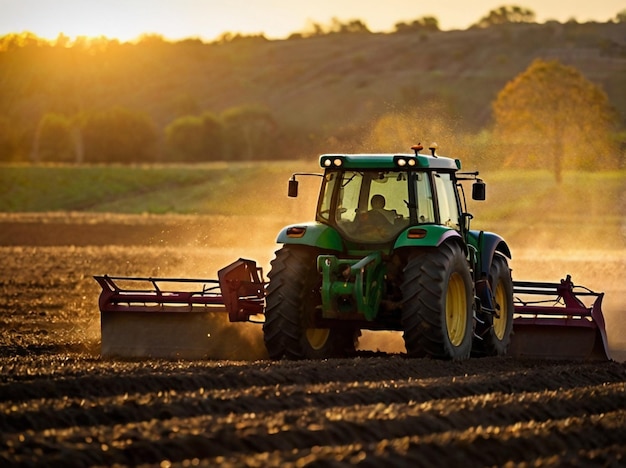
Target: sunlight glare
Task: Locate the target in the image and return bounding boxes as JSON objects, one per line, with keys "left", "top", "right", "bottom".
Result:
{"left": 2, "top": 0, "right": 624, "bottom": 44}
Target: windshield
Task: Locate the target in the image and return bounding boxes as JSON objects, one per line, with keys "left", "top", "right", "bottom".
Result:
{"left": 318, "top": 170, "right": 435, "bottom": 243}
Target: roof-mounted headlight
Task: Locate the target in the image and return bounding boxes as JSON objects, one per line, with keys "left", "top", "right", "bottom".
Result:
{"left": 394, "top": 155, "right": 417, "bottom": 168}
{"left": 320, "top": 156, "right": 344, "bottom": 168}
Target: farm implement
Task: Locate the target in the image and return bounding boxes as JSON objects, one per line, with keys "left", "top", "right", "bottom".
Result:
{"left": 509, "top": 276, "right": 608, "bottom": 360}
{"left": 94, "top": 146, "right": 611, "bottom": 361}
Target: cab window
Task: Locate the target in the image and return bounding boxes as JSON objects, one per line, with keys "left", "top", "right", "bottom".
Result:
{"left": 433, "top": 172, "right": 460, "bottom": 230}
{"left": 318, "top": 172, "right": 337, "bottom": 222}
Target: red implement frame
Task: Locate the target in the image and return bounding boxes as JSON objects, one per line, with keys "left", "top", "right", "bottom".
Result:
{"left": 509, "top": 275, "right": 610, "bottom": 361}
{"left": 95, "top": 259, "right": 610, "bottom": 361}
{"left": 94, "top": 259, "right": 265, "bottom": 358}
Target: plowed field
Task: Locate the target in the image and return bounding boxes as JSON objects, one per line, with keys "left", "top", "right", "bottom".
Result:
{"left": 1, "top": 213, "right": 625, "bottom": 467}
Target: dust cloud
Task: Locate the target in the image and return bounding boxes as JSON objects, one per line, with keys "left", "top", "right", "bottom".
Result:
{"left": 127, "top": 173, "right": 324, "bottom": 361}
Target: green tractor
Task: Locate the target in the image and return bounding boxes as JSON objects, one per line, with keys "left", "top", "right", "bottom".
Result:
{"left": 96, "top": 145, "right": 611, "bottom": 361}
{"left": 263, "top": 144, "right": 513, "bottom": 360}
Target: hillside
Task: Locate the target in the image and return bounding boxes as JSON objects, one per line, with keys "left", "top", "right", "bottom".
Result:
{"left": 1, "top": 21, "right": 625, "bottom": 160}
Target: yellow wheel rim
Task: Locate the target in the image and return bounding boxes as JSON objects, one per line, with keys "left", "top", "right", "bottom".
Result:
{"left": 446, "top": 272, "right": 467, "bottom": 346}
{"left": 306, "top": 328, "right": 330, "bottom": 350}
{"left": 493, "top": 282, "right": 508, "bottom": 340}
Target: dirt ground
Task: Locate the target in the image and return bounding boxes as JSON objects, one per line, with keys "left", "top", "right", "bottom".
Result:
{"left": 1, "top": 213, "right": 625, "bottom": 467}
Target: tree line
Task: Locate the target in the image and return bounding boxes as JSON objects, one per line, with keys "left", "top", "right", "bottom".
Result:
{"left": 28, "top": 104, "right": 278, "bottom": 164}
{"left": 3, "top": 48, "right": 623, "bottom": 181}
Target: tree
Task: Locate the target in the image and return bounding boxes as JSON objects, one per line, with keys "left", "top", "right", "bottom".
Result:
{"left": 165, "top": 112, "right": 223, "bottom": 162}
{"left": 616, "top": 9, "right": 626, "bottom": 23}
{"left": 0, "top": 32, "right": 47, "bottom": 52}
{"left": 295, "top": 17, "right": 370, "bottom": 37}
{"left": 332, "top": 18, "right": 370, "bottom": 34}
{"left": 395, "top": 16, "right": 440, "bottom": 33}
{"left": 32, "top": 113, "right": 74, "bottom": 162}
{"left": 221, "top": 105, "right": 278, "bottom": 160}
{"left": 215, "top": 32, "right": 268, "bottom": 45}
{"left": 0, "top": 116, "right": 21, "bottom": 162}
{"left": 473, "top": 5, "right": 536, "bottom": 28}
{"left": 492, "top": 59, "right": 618, "bottom": 182}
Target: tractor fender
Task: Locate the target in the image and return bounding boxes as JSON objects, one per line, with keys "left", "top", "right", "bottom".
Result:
{"left": 394, "top": 225, "right": 464, "bottom": 250}
{"left": 276, "top": 222, "right": 344, "bottom": 252}
{"left": 467, "top": 230, "right": 511, "bottom": 276}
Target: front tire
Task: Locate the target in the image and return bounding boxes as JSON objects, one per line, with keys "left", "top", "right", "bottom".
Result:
{"left": 263, "top": 245, "right": 357, "bottom": 359}
{"left": 401, "top": 243, "right": 474, "bottom": 360}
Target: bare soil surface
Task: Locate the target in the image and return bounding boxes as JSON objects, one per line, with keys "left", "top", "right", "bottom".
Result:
{"left": 1, "top": 213, "right": 625, "bottom": 467}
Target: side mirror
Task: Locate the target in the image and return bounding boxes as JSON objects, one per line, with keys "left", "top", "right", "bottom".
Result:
{"left": 288, "top": 178, "right": 299, "bottom": 198}
{"left": 472, "top": 180, "right": 486, "bottom": 201}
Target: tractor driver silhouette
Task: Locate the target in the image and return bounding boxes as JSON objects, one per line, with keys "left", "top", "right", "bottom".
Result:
{"left": 369, "top": 194, "right": 397, "bottom": 224}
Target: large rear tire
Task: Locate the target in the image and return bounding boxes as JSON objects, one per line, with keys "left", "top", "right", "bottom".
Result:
{"left": 401, "top": 243, "right": 474, "bottom": 360}
{"left": 476, "top": 254, "right": 514, "bottom": 356}
{"left": 263, "top": 245, "right": 357, "bottom": 360}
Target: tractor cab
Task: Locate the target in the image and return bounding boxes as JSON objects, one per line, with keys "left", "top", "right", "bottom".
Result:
{"left": 314, "top": 153, "right": 464, "bottom": 245}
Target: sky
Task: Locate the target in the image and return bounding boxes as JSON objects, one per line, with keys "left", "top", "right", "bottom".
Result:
{"left": 0, "top": 0, "right": 624, "bottom": 42}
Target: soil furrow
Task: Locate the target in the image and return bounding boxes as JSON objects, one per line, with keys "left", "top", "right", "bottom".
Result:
{"left": 2, "top": 382, "right": 624, "bottom": 465}
{"left": 2, "top": 357, "right": 624, "bottom": 401}
{"left": 2, "top": 361, "right": 624, "bottom": 434}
